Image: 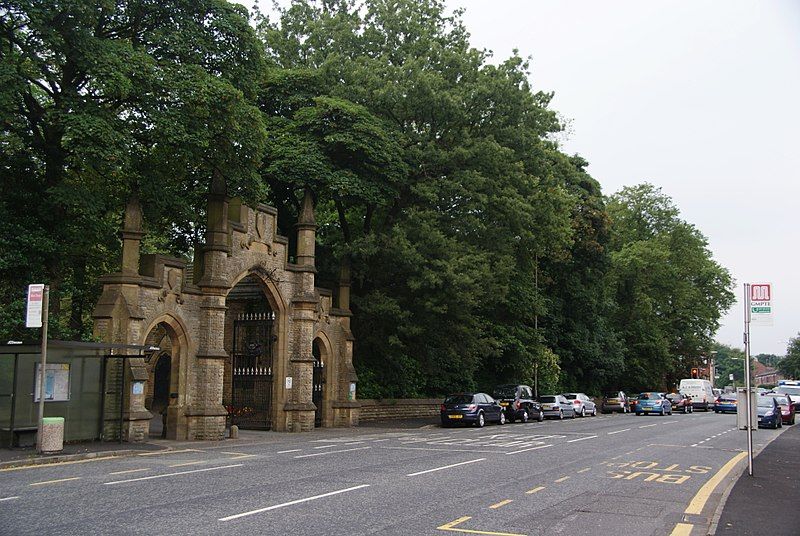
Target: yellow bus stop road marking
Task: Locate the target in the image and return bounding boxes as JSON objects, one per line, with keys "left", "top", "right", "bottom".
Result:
{"left": 554, "top": 476, "right": 570, "bottom": 483}
{"left": 0, "top": 456, "right": 116, "bottom": 472}
{"left": 525, "top": 486, "right": 545, "bottom": 495}
{"left": 685, "top": 451, "right": 746, "bottom": 515}
{"left": 489, "top": 499, "right": 513, "bottom": 509}
{"left": 670, "top": 522, "right": 694, "bottom": 536}
{"left": 30, "top": 477, "right": 81, "bottom": 486}
{"left": 169, "top": 460, "right": 205, "bottom": 468}
{"left": 437, "top": 516, "right": 527, "bottom": 536}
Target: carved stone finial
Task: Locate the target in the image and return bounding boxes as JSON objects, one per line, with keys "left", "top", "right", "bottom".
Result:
{"left": 298, "top": 188, "right": 315, "bottom": 226}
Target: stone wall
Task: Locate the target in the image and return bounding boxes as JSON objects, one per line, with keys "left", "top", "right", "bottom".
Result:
{"left": 358, "top": 399, "right": 441, "bottom": 421}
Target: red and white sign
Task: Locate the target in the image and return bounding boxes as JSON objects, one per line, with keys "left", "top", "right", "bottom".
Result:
{"left": 750, "top": 284, "right": 771, "bottom": 302}
{"left": 749, "top": 282, "right": 773, "bottom": 327}
{"left": 26, "top": 284, "right": 44, "bottom": 328}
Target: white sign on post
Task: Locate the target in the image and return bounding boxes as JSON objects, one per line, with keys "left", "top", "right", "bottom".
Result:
{"left": 26, "top": 284, "right": 45, "bottom": 328}
{"left": 749, "top": 283, "right": 773, "bottom": 326}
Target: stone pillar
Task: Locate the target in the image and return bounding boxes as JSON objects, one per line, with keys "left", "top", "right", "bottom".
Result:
{"left": 188, "top": 178, "right": 231, "bottom": 440}
{"left": 295, "top": 188, "right": 316, "bottom": 268}
{"left": 338, "top": 256, "right": 351, "bottom": 312}
{"left": 121, "top": 195, "right": 144, "bottom": 276}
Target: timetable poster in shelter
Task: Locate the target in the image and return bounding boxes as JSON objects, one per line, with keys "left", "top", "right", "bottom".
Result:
{"left": 34, "top": 363, "right": 71, "bottom": 402}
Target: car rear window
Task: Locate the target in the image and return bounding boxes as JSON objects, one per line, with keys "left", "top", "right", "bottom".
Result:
{"left": 493, "top": 386, "right": 517, "bottom": 398}
{"left": 444, "top": 395, "right": 473, "bottom": 405}
{"left": 758, "top": 397, "right": 775, "bottom": 407}
{"left": 604, "top": 393, "right": 621, "bottom": 398}
{"left": 562, "top": 394, "right": 577, "bottom": 400}
{"left": 538, "top": 396, "right": 557, "bottom": 403}
{"left": 776, "top": 386, "right": 800, "bottom": 396}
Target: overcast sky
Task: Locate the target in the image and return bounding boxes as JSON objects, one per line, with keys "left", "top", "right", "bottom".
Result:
{"left": 255, "top": 0, "right": 800, "bottom": 356}
{"left": 445, "top": 0, "right": 800, "bottom": 356}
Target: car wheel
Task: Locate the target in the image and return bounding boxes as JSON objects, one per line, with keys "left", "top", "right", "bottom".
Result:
{"left": 579, "top": 407, "right": 585, "bottom": 418}
{"left": 636, "top": 412, "right": 642, "bottom": 416}
{"left": 558, "top": 409, "right": 564, "bottom": 420}
{"left": 520, "top": 410, "right": 529, "bottom": 423}
{"left": 476, "top": 412, "right": 485, "bottom": 428}
{"left": 570, "top": 409, "right": 576, "bottom": 419}
{"left": 499, "top": 411, "right": 506, "bottom": 425}
{"left": 592, "top": 407, "right": 597, "bottom": 417}
{"left": 538, "top": 410, "right": 544, "bottom": 422}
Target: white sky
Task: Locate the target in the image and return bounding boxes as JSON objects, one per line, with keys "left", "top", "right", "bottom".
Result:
{"left": 447, "top": 0, "right": 800, "bottom": 356}
{"left": 253, "top": 0, "right": 800, "bottom": 355}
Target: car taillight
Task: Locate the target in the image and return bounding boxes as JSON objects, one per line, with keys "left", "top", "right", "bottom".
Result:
{"left": 514, "top": 400, "right": 520, "bottom": 410}
{"left": 716, "top": 398, "right": 721, "bottom": 403}
{"left": 467, "top": 404, "right": 477, "bottom": 411}
{"left": 573, "top": 400, "right": 580, "bottom": 405}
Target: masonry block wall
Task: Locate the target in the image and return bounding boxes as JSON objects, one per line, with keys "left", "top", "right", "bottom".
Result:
{"left": 93, "top": 197, "right": 359, "bottom": 441}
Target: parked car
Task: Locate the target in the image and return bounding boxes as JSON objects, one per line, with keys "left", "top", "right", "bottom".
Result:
{"left": 666, "top": 393, "right": 693, "bottom": 413}
{"left": 538, "top": 394, "right": 576, "bottom": 420}
{"left": 440, "top": 393, "right": 506, "bottom": 428}
{"left": 601, "top": 391, "right": 629, "bottom": 413}
{"left": 774, "top": 384, "right": 800, "bottom": 413}
{"left": 562, "top": 392, "right": 597, "bottom": 417}
{"left": 492, "top": 384, "right": 543, "bottom": 423}
{"left": 635, "top": 392, "right": 672, "bottom": 416}
{"left": 628, "top": 394, "right": 639, "bottom": 413}
{"left": 757, "top": 396, "right": 782, "bottom": 429}
{"left": 714, "top": 393, "right": 738, "bottom": 414}
{"left": 762, "top": 393, "right": 795, "bottom": 425}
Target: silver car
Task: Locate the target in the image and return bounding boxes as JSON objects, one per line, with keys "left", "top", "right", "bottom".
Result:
{"left": 562, "top": 392, "right": 597, "bottom": 417}
{"left": 538, "top": 395, "right": 576, "bottom": 420}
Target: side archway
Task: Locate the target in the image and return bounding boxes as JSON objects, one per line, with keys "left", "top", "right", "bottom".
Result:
{"left": 313, "top": 334, "right": 333, "bottom": 428}
{"left": 142, "top": 314, "right": 191, "bottom": 440}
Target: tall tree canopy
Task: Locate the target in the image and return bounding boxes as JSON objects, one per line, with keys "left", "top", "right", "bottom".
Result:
{"left": 0, "top": 0, "right": 267, "bottom": 338}
{"left": 1, "top": 0, "right": 736, "bottom": 398}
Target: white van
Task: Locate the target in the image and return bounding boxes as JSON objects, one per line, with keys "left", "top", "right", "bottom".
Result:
{"left": 679, "top": 379, "right": 714, "bottom": 411}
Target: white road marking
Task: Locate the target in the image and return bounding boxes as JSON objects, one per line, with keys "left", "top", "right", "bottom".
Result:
{"left": 406, "top": 458, "right": 486, "bottom": 477}
{"left": 277, "top": 449, "right": 302, "bottom": 454}
{"left": 219, "top": 484, "right": 370, "bottom": 521}
{"left": 505, "top": 444, "right": 553, "bottom": 456}
{"left": 0, "top": 496, "right": 20, "bottom": 502}
{"left": 294, "top": 446, "right": 371, "bottom": 459}
{"left": 344, "top": 441, "right": 365, "bottom": 446}
{"left": 381, "top": 446, "right": 500, "bottom": 454}
{"left": 371, "top": 439, "right": 390, "bottom": 443}
{"left": 639, "top": 423, "right": 659, "bottom": 428}
{"left": 109, "top": 468, "right": 149, "bottom": 476}
{"left": 104, "top": 464, "right": 243, "bottom": 485}
{"left": 608, "top": 428, "right": 631, "bottom": 435}
{"left": 313, "top": 445, "right": 338, "bottom": 449}
{"left": 567, "top": 435, "right": 597, "bottom": 443}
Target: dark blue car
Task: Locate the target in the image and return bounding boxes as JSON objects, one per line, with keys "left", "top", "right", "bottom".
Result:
{"left": 635, "top": 392, "right": 673, "bottom": 416}
{"left": 714, "top": 394, "right": 738, "bottom": 413}
{"left": 441, "top": 393, "right": 506, "bottom": 428}
{"left": 757, "top": 396, "right": 782, "bottom": 429}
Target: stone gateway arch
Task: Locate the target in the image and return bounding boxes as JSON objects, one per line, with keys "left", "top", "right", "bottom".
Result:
{"left": 92, "top": 191, "right": 359, "bottom": 440}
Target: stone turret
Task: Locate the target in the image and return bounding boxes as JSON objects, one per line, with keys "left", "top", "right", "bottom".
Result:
{"left": 295, "top": 188, "right": 316, "bottom": 269}
{"left": 120, "top": 195, "right": 144, "bottom": 276}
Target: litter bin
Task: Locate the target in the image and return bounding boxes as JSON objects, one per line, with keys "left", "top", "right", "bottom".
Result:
{"left": 40, "top": 417, "right": 64, "bottom": 454}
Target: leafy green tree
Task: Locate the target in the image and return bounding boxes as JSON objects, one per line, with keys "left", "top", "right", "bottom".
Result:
{"left": 0, "top": 0, "right": 266, "bottom": 340}
{"left": 778, "top": 335, "right": 800, "bottom": 379}
{"left": 607, "top": 184, "right": 735, "bottom": 391}
{"left": 259, "top": 0, "right": 575, "bottom": 396}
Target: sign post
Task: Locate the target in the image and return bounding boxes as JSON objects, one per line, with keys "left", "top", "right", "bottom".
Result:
{"left": 27, "top": 284, "right": 50, "bottom": 454}
{"left": 742, "top": 283, "right": 765, "bottom": 477}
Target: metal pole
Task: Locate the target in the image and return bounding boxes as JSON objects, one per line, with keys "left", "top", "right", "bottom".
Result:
{"left": 743, "top": 283, "right": 754, "bottom": 476}
{"left": 35, "top": 286, "right": 49, "bottom": 454}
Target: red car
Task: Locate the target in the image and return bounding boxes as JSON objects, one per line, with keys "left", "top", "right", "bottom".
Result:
{"left": 666, "top": 393, "right": 693, "bottom": 413}
{"left": 763, "top": 393, "right": 795, "bottom": 425}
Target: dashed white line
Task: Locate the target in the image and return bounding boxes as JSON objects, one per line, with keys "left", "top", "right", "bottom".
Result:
{"left": 0, "top": 496, "right": 20, "bottom": 502}
{"left": 219, "top": 484, "right": 370, "bottom": 521}
{"left": 313, "top": 445, "right": 338, "bottom": 450}
{"left": 294, "top": 446, "right": 371, "bottom": 459}
{"left": 277, "top": 449, "right": 302, "bottom": 454}
{"left": 505, "top": 444, "right": 553, "bottom": 456}
{"left": 406, "top": 458, "right": 486, "bottom": 477}
{"left": 104, "top": 464, "right": 243, "bottom": 485}
{"left": 639, "top": 423, "right": 659, "bottom": 428}
{"left": 567, "top": 435, "right": 598, "bottom": 443}
{"left": 608, "top": 428, "right": 631, "bottom": 435}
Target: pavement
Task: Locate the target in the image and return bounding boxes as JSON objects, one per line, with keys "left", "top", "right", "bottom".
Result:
{"left": 715, "top": 421, "right": 800, "bottom": 535}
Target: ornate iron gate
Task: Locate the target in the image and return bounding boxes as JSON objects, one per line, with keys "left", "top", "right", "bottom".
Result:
{"left": 312, "top": 343, "right": 324, "bottom": 428}
{"left": 231, "top": 312, "right": 275, "bottom": 430}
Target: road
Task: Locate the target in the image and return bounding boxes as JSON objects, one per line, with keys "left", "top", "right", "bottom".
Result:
{"left": 0, "top": 410, "right": 779, "bottom": 536}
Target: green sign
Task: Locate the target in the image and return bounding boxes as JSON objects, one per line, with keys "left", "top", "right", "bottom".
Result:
{"left": 751, "top": 306, "right": 771, "bottom": 313}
